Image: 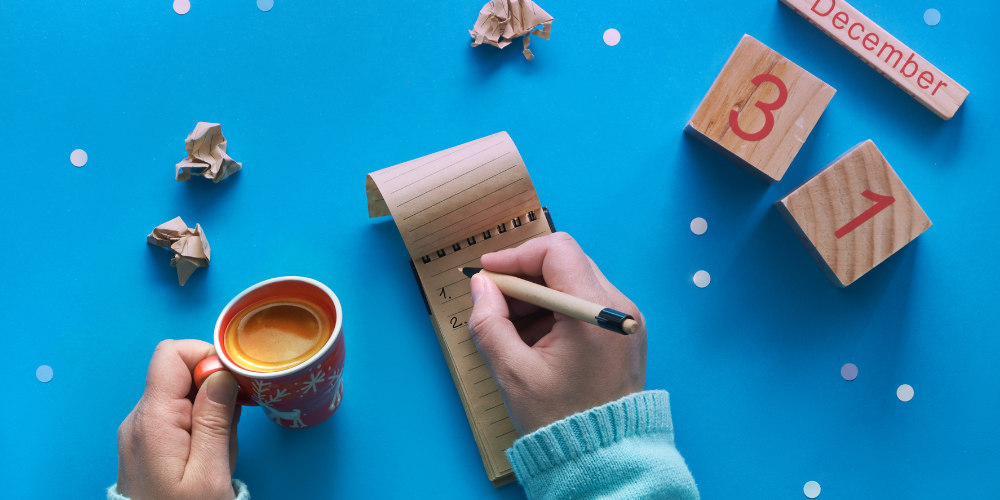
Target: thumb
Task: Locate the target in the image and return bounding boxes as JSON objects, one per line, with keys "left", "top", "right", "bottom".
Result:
{"left": 188, "top": 371, "right": 239, "bottom": 486}
{"left": 468, "top": 274, "right": 531, "bottom": 370}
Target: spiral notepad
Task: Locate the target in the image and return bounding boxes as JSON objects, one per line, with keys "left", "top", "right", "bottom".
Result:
{"left": 366, "top": 132, "right": 554, "bottom": 486}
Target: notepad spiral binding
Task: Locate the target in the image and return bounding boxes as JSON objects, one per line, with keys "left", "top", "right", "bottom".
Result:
{"left": 417, "top": 208, "right": 555, "bottom": 266}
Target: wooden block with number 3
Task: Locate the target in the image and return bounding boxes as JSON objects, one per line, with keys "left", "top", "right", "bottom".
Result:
{"left": 775, "top": 140, "right": 932, "bottom": 287}
{"left": 686, "top": 35, "right": 836, "bottom": 184}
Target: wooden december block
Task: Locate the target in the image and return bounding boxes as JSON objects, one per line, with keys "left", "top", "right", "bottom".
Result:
{"left": 775, "top": 140, "right": 931, "bottom": 287}
{"left": 686, "top": 35, "right": 836, "bottom": 184}
{"left": 780, "top": 0, "right": 969, "bottom": 120}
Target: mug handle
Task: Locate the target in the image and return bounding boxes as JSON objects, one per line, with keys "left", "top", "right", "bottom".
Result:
{"left": 193, "top": 355, "right": 258, "bottom": 406}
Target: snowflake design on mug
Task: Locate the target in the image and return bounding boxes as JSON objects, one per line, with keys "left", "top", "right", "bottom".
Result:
{"left": 299, "top": 370, "right": 327, "bottom": 394}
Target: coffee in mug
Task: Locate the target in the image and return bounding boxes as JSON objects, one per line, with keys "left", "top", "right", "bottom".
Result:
{"left": 194, "top": 277, "right": 346, "bottom": 429}
{"left": 224, "top": 297, "right": 333, "bottom": 373}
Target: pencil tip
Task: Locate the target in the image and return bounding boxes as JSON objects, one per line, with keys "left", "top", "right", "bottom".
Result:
{"left": 461, "top": 267, "right": 482, "bottom": 278}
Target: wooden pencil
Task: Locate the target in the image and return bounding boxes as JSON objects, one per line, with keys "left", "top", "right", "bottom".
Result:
{"left": 460, "top": 267, "right": 639, "bottom": 335}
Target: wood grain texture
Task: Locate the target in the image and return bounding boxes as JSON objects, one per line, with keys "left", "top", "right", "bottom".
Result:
{"left": 775, "top": 140, "right": 932, "bottom": 287}
{"left": 686, "top": 34, "right": 835, "bottom": 184}
{"left": 780, "top": 0, "right": 969, "bottom": 120}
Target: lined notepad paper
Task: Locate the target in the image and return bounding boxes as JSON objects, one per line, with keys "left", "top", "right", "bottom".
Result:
{"left": 367, "top": 132, "right": 553, "bottom": 485}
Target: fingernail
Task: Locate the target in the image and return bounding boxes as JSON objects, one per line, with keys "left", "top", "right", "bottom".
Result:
{"left": 470, "top": 274, "right": 484, "bottom": 304}
{"left": 204, "top": 371, "right": 237, "bottom": 405}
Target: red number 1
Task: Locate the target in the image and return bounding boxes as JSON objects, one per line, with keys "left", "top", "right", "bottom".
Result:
{"left": 729, "top": 74, "right": 788, "bottom": 142}
{"left": 835, "top": 190, "right": 895, "bottom": 239}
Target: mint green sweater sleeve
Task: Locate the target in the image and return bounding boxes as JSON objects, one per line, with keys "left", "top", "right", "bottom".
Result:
{"left": 107, "top": 479, "right": 250, "bottom": 500}
{"left": 506, "top": 390, "right": 699, "bottom": 500}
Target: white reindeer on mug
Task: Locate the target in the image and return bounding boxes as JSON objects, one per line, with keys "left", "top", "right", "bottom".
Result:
{"left": 252, "top": 379, "right": 306, "bottom": 428}
{"left": 328, "top": 368, "right": 344, "bottom": 411}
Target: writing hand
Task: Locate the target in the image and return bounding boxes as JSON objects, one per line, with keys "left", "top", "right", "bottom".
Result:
{"left": 468, "top": 232, "right": 646, "bottom": 435}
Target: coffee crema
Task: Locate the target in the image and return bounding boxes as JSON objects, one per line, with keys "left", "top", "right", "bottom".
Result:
{"left": 224, "top": 296, "right": 333, "bottom": 373}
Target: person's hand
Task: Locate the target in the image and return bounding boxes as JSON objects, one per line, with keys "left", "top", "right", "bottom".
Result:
{"left": 467, "top": 232, "right": 646, "bottom": 435}
{"left": 116, "top": 339, "right": 241, "bottom": 500}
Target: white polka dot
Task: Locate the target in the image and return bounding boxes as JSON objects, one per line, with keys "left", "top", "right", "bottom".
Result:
{"left": 70, "top": 149, "right": 88, "bottom": 167}
{"left": 924, "top": 9, "right": 941, "bottom": 26}
{"left": 897, "top": 384, "right": 914, "bottom": 402}
{"left": 603, "top": 28, "right": 621, "bottom": 47}
{"left": 173, "top": 0, "right": 190, "bottom": 15}
{"left": 804, "top": 480, "right": 821, "bottom": 498}
{"left": 841, "top": 363, "right": 858, "bottom": 381}
{"left": 690, "top": 217, "right": 707, "bottom": 235}
{"left": 36, "top": 365, "right": 53, "bottom": 383}
{"left": 257, "top": 0, "right": 273, "bottom": 11}
{"left": 693, "top": 270, "right": 710, "bottom": 288}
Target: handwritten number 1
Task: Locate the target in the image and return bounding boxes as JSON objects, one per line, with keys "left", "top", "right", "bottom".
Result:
{"left": 729, "top": 74, "right": 788, "bottom": 142}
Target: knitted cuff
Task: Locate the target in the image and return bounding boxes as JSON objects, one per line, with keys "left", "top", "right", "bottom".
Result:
{"left": 107, "top": 478, "right": 250, "bottom": 500}
{"left": 505, "top": 390, "right": 674, "bottom": 482}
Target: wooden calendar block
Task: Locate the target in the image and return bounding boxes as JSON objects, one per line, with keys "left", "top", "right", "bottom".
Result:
{"left": 775, "top": 140, "right": 932, "bottom": 287}
{"left": 780, "top": 0, "right": 969, "bottom": 120}
{"left": 686, "top": 35, "right": 836, "bottom": 184}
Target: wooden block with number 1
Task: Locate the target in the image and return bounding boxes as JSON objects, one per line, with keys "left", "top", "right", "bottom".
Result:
{"left": 686, "top": 35, "right": 836, "bottom": 184}
{"left": 775, "top": 140, "right": 932, "bottom": 287}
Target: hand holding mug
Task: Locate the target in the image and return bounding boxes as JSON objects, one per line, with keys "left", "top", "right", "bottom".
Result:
{"left": 116, "top": 339, "right": 241, "bottom": 500}
{"left": 192, "top": 277, "right": 347, "bottom": 430}
{"left": 116, "top": 277, "right": 345, "bottom": 499}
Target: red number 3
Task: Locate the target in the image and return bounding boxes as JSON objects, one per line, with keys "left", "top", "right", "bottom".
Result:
{"left": 729, "top": 73, "right": 788, "bottom": 142}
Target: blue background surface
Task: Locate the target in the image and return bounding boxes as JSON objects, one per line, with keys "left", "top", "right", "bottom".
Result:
{"left": 2, "top": 0, "right": 997, "bottom": 498}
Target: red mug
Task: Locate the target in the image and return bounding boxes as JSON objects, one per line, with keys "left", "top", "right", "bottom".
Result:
{"left": 193, "top": 277, "right": 345, "bottom": 429}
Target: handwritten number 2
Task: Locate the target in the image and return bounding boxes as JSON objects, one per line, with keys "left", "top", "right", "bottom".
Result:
{"left": 450, "top": 316, "right": 464, "bottom": 329}
{"left": 729, "top": 74, "right": 788, "bottom": 142}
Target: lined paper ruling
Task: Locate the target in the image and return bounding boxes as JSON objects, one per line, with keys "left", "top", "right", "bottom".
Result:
{"left": 367, "top": 132, "right": 554, "bottom": 486}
